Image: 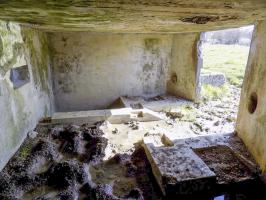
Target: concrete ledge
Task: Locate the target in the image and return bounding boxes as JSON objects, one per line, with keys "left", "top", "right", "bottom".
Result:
{"left": 52, "top": 108, "right": 163, "bottom": 125}
{"left": 110, "top": 95, "right": 193, "bottom": 112}
{"left": 52, "top": 109, "right": 111, "bottom": 125}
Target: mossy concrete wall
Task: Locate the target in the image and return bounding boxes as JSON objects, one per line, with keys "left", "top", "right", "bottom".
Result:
{"left": 49, "top": 32, "right": 200, "bottom": 111}
{"left": 0, "top": 21, "right": 53, "bottom": 170}
{"left": 236, "top": 20, "right": 266, "bottom": 172}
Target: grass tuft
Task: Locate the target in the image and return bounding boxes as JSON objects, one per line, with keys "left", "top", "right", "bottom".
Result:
{"left": 201, "top": 84, "right": 229, "bottom": 101}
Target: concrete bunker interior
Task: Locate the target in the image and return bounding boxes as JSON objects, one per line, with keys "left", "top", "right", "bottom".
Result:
{"left": 1, "top": 1, "right": 266, "bottom": 199}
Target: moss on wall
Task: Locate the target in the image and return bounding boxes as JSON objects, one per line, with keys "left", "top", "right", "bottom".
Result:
{"left": 0, "top": 20, "right": 53, "bottom": 171}
{"left": 21, "top": 28, "right": 51, "bottom": 93}
{"left": 0, "top": 21, "right": 24, "bottom": 77}
{"left": 0, "top": 35, "right": 3, "bottom": 57}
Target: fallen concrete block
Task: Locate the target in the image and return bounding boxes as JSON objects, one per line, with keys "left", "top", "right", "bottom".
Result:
{"left": 143, "top": 142, "right": 216, "bottom": 196}
{"left": 142, "top": 133, "right": 259, "bottom": 197}
{"left": 201, "top": 73, "right": 227, "bottom": 87}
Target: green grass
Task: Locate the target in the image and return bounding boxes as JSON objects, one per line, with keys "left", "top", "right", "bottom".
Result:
{"left": 201, "top": 84, "right": 229, "bottom": 101}
{"left": 202, "top": 44, "right": 250, "bottom": 87}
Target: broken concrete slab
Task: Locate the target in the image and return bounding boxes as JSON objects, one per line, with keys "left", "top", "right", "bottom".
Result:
{"left": 143, "top": 142, "right": 216, "bottom": 195}
{"left": 142, "top": 133, "right": 259, "bottom": 196}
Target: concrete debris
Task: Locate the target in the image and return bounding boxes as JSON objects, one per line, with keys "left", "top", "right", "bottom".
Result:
{"left": 142, "top": 133, "right": 260, "bottom": 197}
{"left": 127, "top": 121, "right": 139, "bottom": 130}
{"left": 166, "top": 111, "right": 184, "bottom": 120}
{"left": 112, "top": 128, "right": 118, "bottom": 134}
{"left": 201, "top": 73, "right": 227, "bottom": 87}
{"left": 28, "top": 131, "right": 38, "bottom": 139}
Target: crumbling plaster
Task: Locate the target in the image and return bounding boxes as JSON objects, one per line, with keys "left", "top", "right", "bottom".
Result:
{"left": 0, "top": 21, "right": 53, "bottom": 170}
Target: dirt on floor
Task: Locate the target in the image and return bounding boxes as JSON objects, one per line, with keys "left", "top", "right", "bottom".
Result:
{"left": 0, "top": 123, "right": 161, "bottom": 200}
{"left": 195, "top": 145, "right": 257, "bottom": 184}
{"left": 0, "top": 121, "right": 266, "bottom": 200}
{"left": 0, "top": 85, "right": 265, "bottom": 200}
{"left": 165, "top": 85, "right": 240, "bottom": 136}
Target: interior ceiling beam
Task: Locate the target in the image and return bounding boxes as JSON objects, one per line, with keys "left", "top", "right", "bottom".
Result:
{"left": 0, "top": 0, "right": 266, "bottom": 32}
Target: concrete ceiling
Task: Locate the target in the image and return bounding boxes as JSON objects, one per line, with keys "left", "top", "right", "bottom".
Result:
{"left": 0, "top": 0, "right": 266, "bottom": 33}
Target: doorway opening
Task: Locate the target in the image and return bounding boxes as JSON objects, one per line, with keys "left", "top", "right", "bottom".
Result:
{"left": 197, "top": 25, "right": 254, "bottom": 134}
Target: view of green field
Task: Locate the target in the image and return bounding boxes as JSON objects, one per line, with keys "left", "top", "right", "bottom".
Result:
{"left": 201, "top": 44, "right": 250, "bottom": 87}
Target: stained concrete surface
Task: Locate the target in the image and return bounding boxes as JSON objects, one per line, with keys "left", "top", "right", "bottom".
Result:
{"left": 0, "top": 21, "right": 52, "bottom": 171}
{"left": 0, "top": 1, "right": 266, "bottom": 32}
{"left": 1, "top": 2, "right": 266, "bottom": 198}
{"left": 49, "top": 33, "right": 172, "bottom": 111}
{"left": 49, "top": 33, "right": 200, "bottom": 111}
{"left": 167, "top": 33, "right": 201, "bottom": 101}
{"left": 237, "top": 20, "right": 266, "bottom": 172}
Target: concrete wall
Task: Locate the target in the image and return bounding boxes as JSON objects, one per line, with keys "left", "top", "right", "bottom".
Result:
{"left": 0, "top": 27, "right": 200, "bottom": 169}
{"left": 0, "top": 21, "right": 52, "bottom": 170}
{"left": 49, "top": 33, "right": 200, "bottom": 112}
{"left": 49, "top": 33, "right": 173, "bottom": 111}
{"left": 167, "top": 33, "right": 201, "bottom": 101}
{"left": 236, "top": 20, "right": 266, "bottom": 172}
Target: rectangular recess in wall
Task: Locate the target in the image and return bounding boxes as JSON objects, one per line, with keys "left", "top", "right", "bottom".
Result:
{"left": 0, "top": 81, "right": 2, "bottom": 96}
{"left": 10, "top": 65, "right": 30, "bottom": 89}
